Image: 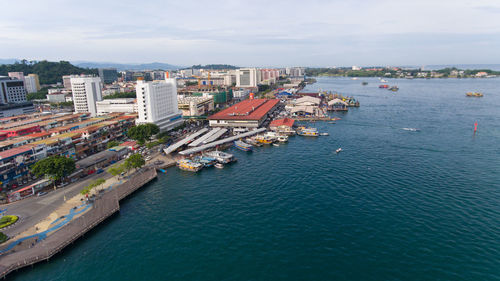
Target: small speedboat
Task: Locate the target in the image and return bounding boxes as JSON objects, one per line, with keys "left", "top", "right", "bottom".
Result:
{"left": 335, "top": 148, "right": 342, "bottom": 153}
{"left": 214, "top": 163, "right": 224, "bottom": 169}
{"left": 272, "top": 143, "right": 279, "bottom": 147}
{"left": 320, "top": 133, "right": 329, "bottom": 136}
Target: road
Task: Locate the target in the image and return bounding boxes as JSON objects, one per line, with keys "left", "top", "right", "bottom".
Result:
{"left": 1, "top": 172, "right": 113, "bottom": 237}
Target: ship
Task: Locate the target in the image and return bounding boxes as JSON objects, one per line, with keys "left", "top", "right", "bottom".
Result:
{"left": 389, "top": 86, "right": 399, "bottom": 91}
{"left": 264, "top": 132, "right": 288, "bottom": 142}
{"left": 255, "top": 135, "right": 274, "bottom": 144}
{"left": 297, "top": 127, "right": 319, "bottom": 137}
{"left": 176, "top": 159, "right": 204, "bottom": 172}
{"left": 193, "top": 156, "right": 217, "bottom": 167}
{"left": 234, "top": 140, "right": 253, "bottom": 152}
{"left": 379, "top": 84, "right": 389, "bottom": 88}
{"left": 204, "top": 150, "right": 235, "bottom": 164}
{"left": 466, "top": 92, "right": 483, "bottom": 97}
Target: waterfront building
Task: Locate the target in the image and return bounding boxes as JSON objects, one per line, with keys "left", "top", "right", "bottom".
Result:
{"left": 96, "top": 98, "right": 138, "bottom": 115}
{"left": 295, "top": 96, "right": 321, "bottom": 106}
{"left": 24, "top": 75, "right": 38, "bottom": 93}
{"left": 0, "top": 76, "right": 27, "bottom": 104}
{"left": 98, "top": 68, "right": 118, "bottom": 84}
{"left": 236, "top": 68, "right": 259, "bottom": 88}
{"left": 177, "top": 96, "right": 214, "bottom": 117}
{"left": 70, "top": 76, "right": 103, "bottom": 116}
{"left": 208, "top": 99, "right": 279, "bottom": 128}
{"left": 270, "top": 118, "right": 295, "bottom": 134}
{"left": 136, "top": 79, "right": 183, "bottom": 132}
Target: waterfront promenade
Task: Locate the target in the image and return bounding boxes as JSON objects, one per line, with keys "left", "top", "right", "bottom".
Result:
{"left": 0, "top": 167, "right": 158, "bottom": 278}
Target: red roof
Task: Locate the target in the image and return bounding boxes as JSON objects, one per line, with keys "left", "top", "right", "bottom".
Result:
{"left": 208, "top": 99, "right": 279, "bottom": 121}
{"left": 270, "top": 118, "right": 295, "bottom": 128}
{"left": 0, "top": 145, "right": 33, "bottom": 160}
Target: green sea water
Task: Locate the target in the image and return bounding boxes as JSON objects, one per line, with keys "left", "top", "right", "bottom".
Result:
{"left": 10, "top": 77, "right": 500, "bottom": 280}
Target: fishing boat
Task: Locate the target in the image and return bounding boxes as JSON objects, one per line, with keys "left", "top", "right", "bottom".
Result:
{"left": 297, "top": 127, "right": 319, "bottom": 137}
{"left": 277, "top": 135, "right": 288, "bottom": 142}
{"left": 389, "top": 86, "right": 399, "bottom": 91}
{"left": 205, "top": 150, "right": 235, "bottom": 164}
{"left": 379, "top": 84, "right": 389, "bottom": 88}
{"left": 466, "top": 92, "right": 483, "bottom": 97}
{"left": 176, "top": 159, "right": 203, "bottom": 172}
{"left": 335, "top": 148, "right": 342, "bottom": 153}
{"left": 214, "top": 163, "right": 224, "bottom": 169}
{"left": 234, "top": 140, "right": 253, "bottom": 152}
{"left": 255, "top": 135, "right": 274, "bottom": 144}
{"left": 193, "top": 156, "right": 217, "bottom": 167}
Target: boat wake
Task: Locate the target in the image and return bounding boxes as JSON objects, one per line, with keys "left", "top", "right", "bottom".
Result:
{"left": 402, "top": 128, "right": 420, "bottom": 132}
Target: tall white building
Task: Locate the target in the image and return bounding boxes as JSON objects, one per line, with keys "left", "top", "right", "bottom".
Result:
{"left": 236, "top": 68, "right": 259, "bottom": 87}
{"left": 24, "top": 75, "right": 38, "bottom": 93}
{"left": 70, "top": 76, "right": 103, "bottom": 116}
{"left": 136, "top": 79, "right": 183, "bottom": 132}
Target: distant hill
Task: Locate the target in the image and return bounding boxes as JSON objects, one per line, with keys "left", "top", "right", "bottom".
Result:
{"left": 189, "top": 64, "right": 238, "bottom": 70}
{"left": 74, "top": 61, "right": 183, "bottom": 71}
{"left": 0, "top": 60, "right": 96, "bottom": 84}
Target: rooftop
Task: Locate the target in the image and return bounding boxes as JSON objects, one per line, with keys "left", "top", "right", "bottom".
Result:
{"left": 270, "top": 118, "right": 295, "bottom": 128}
{"left": 208, "top": 99, "right": 279, "bottom": 121}
{"left": 0, "top": 145, "right": 33, "bottom": 160}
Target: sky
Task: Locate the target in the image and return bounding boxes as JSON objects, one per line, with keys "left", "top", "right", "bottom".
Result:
{"left": 1, "top": 0, "right": 500, "bottom": 67}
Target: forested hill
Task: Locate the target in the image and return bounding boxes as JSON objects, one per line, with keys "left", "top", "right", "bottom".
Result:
{"left": 0, "top": 60, "right": 97, "bottom": 84}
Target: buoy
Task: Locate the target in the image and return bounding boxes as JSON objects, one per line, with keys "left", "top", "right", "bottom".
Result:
{"left": 474, "top": 121, "right": 478, "bottom": 134}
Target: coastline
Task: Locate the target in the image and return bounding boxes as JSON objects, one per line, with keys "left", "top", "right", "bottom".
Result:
{"left": 0, "top": 167, "right": 158, "bottom": 279}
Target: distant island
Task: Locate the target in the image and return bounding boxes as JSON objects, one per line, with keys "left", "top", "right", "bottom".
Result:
{"left": 306, "top": 67, "right": 500, "bottom": 79}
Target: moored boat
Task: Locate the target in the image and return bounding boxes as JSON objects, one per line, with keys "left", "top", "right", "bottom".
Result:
{"left": 193, "top": 156, "right": 217, "bottom": 167}
{"left": 205, "top": 150, "right": 235, "bottom": 164}
{"left": 297, "top": 127, "right": 319, "bottom": 137}
{"left": 214, "top": 163, "right": 224, "bottom": 169}
{"left": 234, "top": 140, "right": 253, "bottom": 152}
{"left": 255, "top": 135, "right": 274, "bottom": 144}
{"left": 177, "top": 159, "right": 204, "bottom": 172}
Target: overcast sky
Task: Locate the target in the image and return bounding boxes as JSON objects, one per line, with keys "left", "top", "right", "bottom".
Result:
{"left": 1, "top": 0, "right": 499, "bottom": 67}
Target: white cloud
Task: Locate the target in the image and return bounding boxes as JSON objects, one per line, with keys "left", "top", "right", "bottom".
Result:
{"left": 0, "top": 0, "right": 499, "bottom": 66}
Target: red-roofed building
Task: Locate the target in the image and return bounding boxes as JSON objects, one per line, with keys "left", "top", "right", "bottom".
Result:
{"left": 270, "top": 118, "right": 296, "bottom": 134}
{"left": 120, "top": 141, "right": 138, "bottom": 151}
{"left": 208, "top": 99, "right": 279, "bottom": 128}
{"left": 0, "top": 125, "right": 41, "bottom": 138}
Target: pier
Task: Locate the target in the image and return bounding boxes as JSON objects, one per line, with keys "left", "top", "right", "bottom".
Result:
{"left": 188, "top": 128, "right": 222, "bottom": 147}
{"left": 0, "top": 167, "right": 158, "bottom": 279}
{"left": 164, "top": 128, "right": 209, "bottom": 154}
{"left": 178, "top": 128, "right": 266, "bottom": 155}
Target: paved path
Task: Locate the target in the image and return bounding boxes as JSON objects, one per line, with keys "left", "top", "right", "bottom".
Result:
{"left": 1, "top": 172, "right": 113, "bottom": 238}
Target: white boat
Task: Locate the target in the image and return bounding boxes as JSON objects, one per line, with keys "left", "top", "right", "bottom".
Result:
{"left": 335, "top": 148, "right": 342, "bottom": 153}
{"left": 204, "top": 150, "right": 235, "bottom": 164}
{"left": 272, "top": 143, "right": 279, "bottom": 147}
{"left": 381, "top": 79, "right": 388, "bottom": 83}
{"left": 214, "top": 163, "right": 224, "bottom": 169}
{"left": 320, "top": 133, "right": 329, "bottom": 136}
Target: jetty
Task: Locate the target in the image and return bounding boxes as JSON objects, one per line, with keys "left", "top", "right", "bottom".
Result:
{"left": 178, "top": 128, "right": 266, "bottom": 155}
{"left": 164, "top": 128, "right": 209, "bottom": 154}
{"left": 0, "top": 167, "right": 158, "bottom": 279}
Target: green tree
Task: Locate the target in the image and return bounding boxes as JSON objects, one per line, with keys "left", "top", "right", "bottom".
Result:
{"left": 125, "top": 153, "right": 145, "bottom": 171}
{"left": 103, "top": 92, "right": 136, "bottom": 99}
{"left": 107, "top": 141, "right": 119, "bottom": 149}
{"left": 107, "top": 163, "right": 126, "bottom": 176}
{"left": 31, "top": 156, "right": 76, "bottom": 187}
{"left": 127, "top": 124, "right": 160, "bottom": 144}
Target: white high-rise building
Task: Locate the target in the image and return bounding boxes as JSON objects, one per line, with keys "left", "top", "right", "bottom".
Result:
{"left": 236, "top": 68, "right": 259, "bottom": 87}
{"left": 24, "top": 75, "right": 38, "bottom": 93}
{"left": 136, "top": 79, "right": 183, "bottom": 132}
{"left": 70, "top": 76, "right": 103, "bottom": 116}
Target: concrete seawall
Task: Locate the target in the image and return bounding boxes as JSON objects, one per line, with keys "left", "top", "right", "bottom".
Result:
{"left": 0, "top": 167, "right": 158, "bottom": 278}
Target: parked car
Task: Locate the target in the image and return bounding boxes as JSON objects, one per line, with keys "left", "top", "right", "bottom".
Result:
{"left": 96, "top": 169, "right": 104, "bottom": 174}
{"left": 37, "top": 192, "right": 48, "bottom": 197}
